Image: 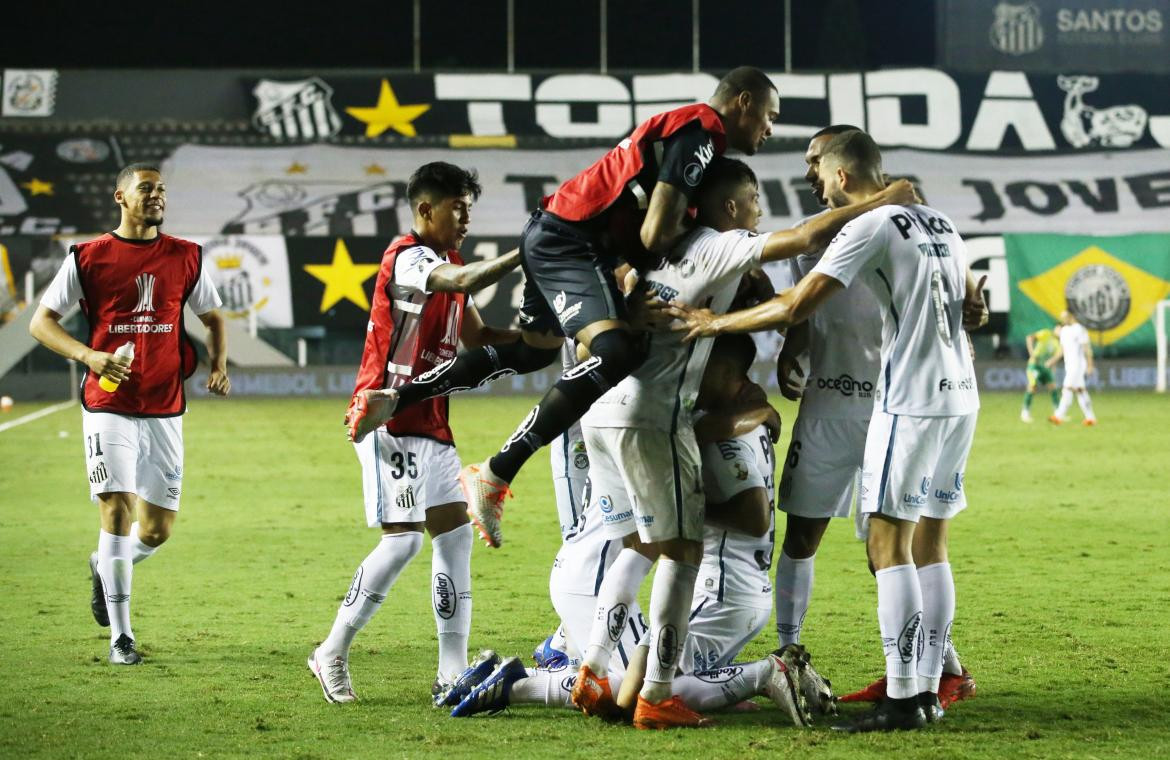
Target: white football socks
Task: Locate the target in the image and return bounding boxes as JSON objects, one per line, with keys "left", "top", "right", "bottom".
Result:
{"left": 775, "top": 551, "right": 814, "bottom": 646}
{"left": 583, "top": 549, "right": 653, "bottom": 673}
{"left": 97, "top": 530, "right": 133, "bottom": 645}
{"left": 916, "top": 562, "right": 955, "bottom": 694}
{"left": 1077, "top": 391, "right": 1096, "bottom": 421}
{"left": 508, "top": 666, "right": 598, "bottom": 707}
{"left": 1055, "top": 388, "right": 1074, "bottom": 418}
{"left": 875, "top": 563, "right": 922, "bottom": 699}
{"left": 320, "top": 531, "right": 422, "bottom": 661}
{"left": 432, "top": 523, "right": 473, "bottom": 682}
{"left": 943, "top": 642, "right": 963, "bottom": 676}
{"left": 673, "top": 659, "right": 770, "bottom": 711}
{"left": 640, "top": 559, "right": 699, "bottom": 703}
{"left": 129, "top": 522, "right": 158, "bottom": 565}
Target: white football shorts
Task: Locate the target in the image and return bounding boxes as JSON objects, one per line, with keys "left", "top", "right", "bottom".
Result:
{"left": 353, "top": 431, "right": 463, "bottom": 526}
{"left": 679, "top": 595, "right": 771, "bottom": 674}
{"left": 778, "top": 415, "right": 869, "bottom": 519}
{"left": 552, "top": 588, "right": 647, "bottom": 677}
{"left": 859, "top": 411, "right": 977, "bottom": 523}
{"left": 82, "top": 409, "right": 184, "bottom": 510}
{"left": 582, "top": 425, "right": 705, "bottom": 543}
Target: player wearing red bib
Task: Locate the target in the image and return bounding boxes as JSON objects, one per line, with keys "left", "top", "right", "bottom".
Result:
{"left": 30, "top": 163, "right": 230, "bottom": 665}
{"left": 350, "top": 67, "right": 780, "bottom": 550}
{"left": 309, "top": 162, "right": 522, "bottom": 704}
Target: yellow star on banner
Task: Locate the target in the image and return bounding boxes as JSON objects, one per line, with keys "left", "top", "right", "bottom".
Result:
{"left": 303, "top": 239, "right": 380, "bottom": 312}
{"left": 364, "top": 163, "right": 387, "bottom": 175}
{"left": 21, "top": 178, "right": 53, "bottom": 196}
{"left": 345, "top": 79, "right": 430, "bottom": 138}
{"left": 1017, "top": 245, "right": 1170, "bottom": 346}
{"left": 286, "top": 162, "right": 308, "bottom": 174}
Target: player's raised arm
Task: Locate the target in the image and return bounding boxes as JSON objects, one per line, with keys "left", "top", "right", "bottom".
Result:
{"left": 640, "top": 182, "right": 692, "bottom": 254}
{"left": 758, "top": 179, "right": 916, "bottom": 263}
{"left": 426, "top": 247, "right": 522, "bottom": 294}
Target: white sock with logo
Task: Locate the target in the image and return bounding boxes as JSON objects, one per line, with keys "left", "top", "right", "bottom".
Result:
{"left": 97, "top": 530, "right": 134, "bottom": 645}
{"left": 875, "top": 564, "right": 922, "bottom": 700}
{"left": 775, "top": 552, "right": 815, "bottom": 646}
{"left": 640, "top": 559, "right": 699, "bottom": 703}
{"left": 583, "top": 549, "right": 653, "bottom": 674}
{"left": 943, "top": 642, "right": 963, "bottom": 676}
{"left": 432, "top": 523, "right": 473, "bottom": 682}
{"left": 1076, "top": 391, "right": 1095, "bottom": 420}
{"left": 916, "top": 562, "right": 955, "bottom": 694}
{"left": 1055, "top": 388, "right": 1074, "bottom": 418}
{"left": 320, "top": 531, "right": 422, "bottom": 661}
{"left": 129, "top": 522, "right": 158, "bottom": 565}
{"left": 673, "top": 659, "right": 771, "bottom": 711}
{"left": 508, "top": 666, "right": 608, "bottom": 707}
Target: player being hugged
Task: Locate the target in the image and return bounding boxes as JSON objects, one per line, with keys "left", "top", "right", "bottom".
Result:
{"left": 308, "top": 162, "right": 522, "bottom": 704}
{"left": 29, "top": 162, "right": 231, "bottom": 665}
{"left": 661, "top": 130, "right": 988, "bottom": 732}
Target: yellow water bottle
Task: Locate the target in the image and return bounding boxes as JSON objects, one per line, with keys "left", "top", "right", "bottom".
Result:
{"left": 98, "top": 341, "right": 135, "bottom": 392}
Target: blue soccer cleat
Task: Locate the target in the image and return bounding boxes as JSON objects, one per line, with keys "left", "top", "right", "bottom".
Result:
{"left": 433, "top": 649, "right": 501, "bottom": 707}
{"left": 532, "top": 634, "right": 569, "bottom": 670}
{"left": 450, "top": 657, "right": 528, "bottom": 717}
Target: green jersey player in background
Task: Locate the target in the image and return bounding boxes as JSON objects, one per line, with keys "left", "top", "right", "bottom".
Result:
{"left": 1020, "top": 327, "right": 1060, "bottom": 423}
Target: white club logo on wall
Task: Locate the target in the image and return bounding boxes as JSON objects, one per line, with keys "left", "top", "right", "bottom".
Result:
{"left": 202, "top": 237, "right": 285, "bottom": 323}
{"left": 989, "top": 2, "right": 1045, "bottom": 55}
{"left": 252, "top": 78, "right": 342, "bottom": 140}
{"left": 1, "top": 69, "right": 57, "bottom": 117}
{"left": 1065, "top": 264, "right": 1131, "bottom": 330}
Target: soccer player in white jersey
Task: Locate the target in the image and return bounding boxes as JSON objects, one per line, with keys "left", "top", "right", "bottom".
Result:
{"left": 566, "top": 157, "right": 915, "bottom": 729}
{"left": 661, "top": 130, "right": 989, "bottom": 732}
{"left": 1048, "top": 310, "right": 1097, "bottom": 426}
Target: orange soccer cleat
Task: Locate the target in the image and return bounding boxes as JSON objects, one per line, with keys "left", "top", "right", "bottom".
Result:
{"left": 838, "top": 675, "right": 886, "bottom": 703}
{"left": 459, "top": 462, "right": 512, "bottom": 548}
{"left": 633, "top": 695, "right": 714, "bottom": 730}
{"left": 570, "top": 665, "right": 622, "bottom": 720}
{"left": 938, "top": 667, "right": 977, "bottom": 709}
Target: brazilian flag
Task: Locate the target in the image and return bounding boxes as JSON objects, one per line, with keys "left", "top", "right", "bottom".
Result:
{"left": 1006, "top": 235, "right": 1170, "bottom": 356}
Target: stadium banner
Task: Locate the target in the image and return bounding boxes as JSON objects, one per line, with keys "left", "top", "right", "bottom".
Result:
{"left": 163, "top": 144, "right": 1170, "bottom": 238}
{"left": 0, "top": 134, "right": 122, "bottom": 237}
{"left": 1006, "top": 233, "right": 1170, "bottom": 354}
{"left": 5, "top": 68, "right": 1170, "bottom": 153}
{"left": 188, "top": 235, "right": 294, "bottom": 329}
{"left": 940, "top": 1, "right": 1170, "bottom": 74}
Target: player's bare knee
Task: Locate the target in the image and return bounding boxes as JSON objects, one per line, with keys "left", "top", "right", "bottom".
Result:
{"left": 424, "top": 503, "right": 470, "bottom": 538}
{"left": 782, "top": 515, "right": 830, "bottom": 558}
{"left": 575, "top": 328, "right": 646, "bottom": 387}
{"left": 97, "top": 493, "right": 135, "bottom": 533}
{"left": 659, "top": 538, "right": 702, "bottom": 565}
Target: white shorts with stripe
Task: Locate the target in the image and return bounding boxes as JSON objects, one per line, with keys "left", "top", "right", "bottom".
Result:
{"left": 679, "top": 595, "right": 771, "bottom": 674}
{"left": 82, "top": 410, "right": 184, "bottom": 510}
{"left": 778, "top": 415, "right": 869, "bottom": 519}
{"left": 353, "top": 431, "right": 463, "bottom": 526}
{"left": 859, "top": 411, "right": 977, "bottom": 523}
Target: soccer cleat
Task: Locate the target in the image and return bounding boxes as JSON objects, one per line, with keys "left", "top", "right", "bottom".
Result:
{"left": 89, "top": 552, "right": 109, "bottom": 627}
{"left": 839, "top": 675, "right": 886, "bottom": 703}
{"left": 919, "top": 691, "right": 945, "bottom": 722}
{"left": 938, "top": 667, "right": 977, "bottom": 709}
{"left": 1020, "top": 409, "right": 1033, "bottom": 423}
{"left": 764, "top": 652, "right": 812, "bottom": 726}
{"left": 109, "top": 634, "right": 142, "bottom": 665}
{"left": 776, "top": 644, "right": 837, "bottom": 717}
{"left": 460, "top": 462, "right": 511, "bottom": 548}
{"left": 1047, "top": 414, "right": 1065, "bottom": 425}
{"left": 633, "top": 695, "right": 714, "bottom": 730}
{"left": 450, "top": 656, "right": 528, "bottom": 717}
{"left": 570, "top": 665, "right": 622, "bottom": 720}
{"left": 831, "top": 698, "right": 927, "bottom": 733}
{"left": 434, "top": 649, "right": 502, "bottom": 707}
{"left": 346, "top": 389, "right": 399, "bottom": 444}
{"left": 307, "top": 648, "right": 356, "bottom": 703}
{"left": 1083, "top": 418, "right": 1097, "bottom": 427}
{"left": 532, "top": 634, "right": 569, "bottom": 670}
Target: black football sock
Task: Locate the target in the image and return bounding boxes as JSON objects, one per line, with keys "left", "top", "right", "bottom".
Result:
{"left": 394, "top": 341, "right": 559, "bottom": 410}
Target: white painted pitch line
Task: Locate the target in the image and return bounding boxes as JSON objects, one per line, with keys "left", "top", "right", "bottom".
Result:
{"left": 0, "top": 400, "right": 77, "bottom": 433}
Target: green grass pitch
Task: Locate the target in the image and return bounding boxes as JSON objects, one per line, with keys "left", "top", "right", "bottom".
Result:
{"left": 1, "top": 391, "right": 1168, "bottom": 758}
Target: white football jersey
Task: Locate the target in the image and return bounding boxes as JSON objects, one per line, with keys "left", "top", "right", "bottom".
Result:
{"left": 696, "top": 425, "right": 776, "bottom": 608}
{"left": 1059, "top": 322, "right": 1090, "bottom": 374}
{"left": 583, "top": 226, "right": 765, "bottom": 432}
{"left": 791, "top": 247, "right": 881, "bottom": 420}
{"left": 813, "top": 204, "right": 979, "bottom": 417}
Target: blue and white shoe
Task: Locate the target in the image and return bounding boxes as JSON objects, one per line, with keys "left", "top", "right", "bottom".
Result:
{"left": 450, "top": 657, "right": 528, "bottom": 717}
{"left": 433, "top": 649, "right": 501, "bottom": 707}
{"left": 532, "top": 634, "right": 569, "bottom": 670}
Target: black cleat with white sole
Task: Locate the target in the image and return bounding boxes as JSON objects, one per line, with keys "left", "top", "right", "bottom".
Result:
{"left": 832, "top": 696, "right": 926, "bottom": 733}
{"left": 109, "top": 634, "right": 142, "bottom": 665}
{"left": 89, "top": 552, "right": 109, "bottom": 627}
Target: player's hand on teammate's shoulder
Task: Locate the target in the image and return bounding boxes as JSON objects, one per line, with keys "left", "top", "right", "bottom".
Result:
{"left": 206, "top": 366, "right": 231, "bottom": 396}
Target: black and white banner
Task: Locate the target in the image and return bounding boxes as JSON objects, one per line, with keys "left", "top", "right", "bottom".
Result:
{"left": 163, "top": 144, "right": 1170, "bottom": 238}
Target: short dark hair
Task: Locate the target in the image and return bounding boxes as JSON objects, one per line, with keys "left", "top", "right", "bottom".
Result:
{"left": 821, "top": 130, "right": 884, "bottom": 182}
{"left": 712, "top": 66, "right": 777, "bottom": 104}
{"left": 696, "top": 157, "right": 757, "bottom": 206}
{"left": 710, "top": 333, "right": 757, "bottom": 378}
{"left": 407, "top": 161, "right": 482, "bottom": 205}
{"left": 115, "top": 162, "right": 161, "bottom": 190}
{"left": 811, "top": 124, "right": 863, "bottom": 139}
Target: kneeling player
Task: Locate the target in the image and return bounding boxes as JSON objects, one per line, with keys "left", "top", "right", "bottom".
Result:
{"left": 307, "top": 162, "right": 521, "bottom": 703}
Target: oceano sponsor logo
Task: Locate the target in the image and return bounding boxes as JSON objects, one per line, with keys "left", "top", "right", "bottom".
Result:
{"left": 816, "top": 374, "right": 874, "bottom": 397}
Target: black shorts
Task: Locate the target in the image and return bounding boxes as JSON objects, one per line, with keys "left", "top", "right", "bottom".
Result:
{"left": 517, "top": 210, "right": 627, "bottom": 339}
